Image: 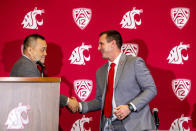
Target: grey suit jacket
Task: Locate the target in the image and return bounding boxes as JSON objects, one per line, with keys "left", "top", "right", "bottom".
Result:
{"left": 10, "top": 56, "right": 41, "bottom": 77}
{"left": 82, "top": 54, "right": 157, "bottom": 131}
{"left": 10, "top": 56, "right": 69, "bottom": 106}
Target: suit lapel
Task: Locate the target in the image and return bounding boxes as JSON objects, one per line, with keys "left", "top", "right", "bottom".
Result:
{"left": 100, "top": 62, "right": 110, "bottom": 130}
{"left": 115, "top": 54, "right": 127, "bottom": 88}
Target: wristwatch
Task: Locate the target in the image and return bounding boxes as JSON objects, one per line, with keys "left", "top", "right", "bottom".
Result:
{"left": 127, "top": 103, "right": 134, "bottom": 112}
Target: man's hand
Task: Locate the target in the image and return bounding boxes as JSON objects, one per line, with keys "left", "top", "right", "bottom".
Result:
{"left": 67, "top": 97, "right": 79, "bottom": 113}
{"left": 114, "top": 105, "right": 131, "bottom": 120}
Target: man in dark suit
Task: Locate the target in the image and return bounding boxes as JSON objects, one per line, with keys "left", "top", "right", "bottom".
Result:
{"left": 70, "top": 30, "right": 157, "bottom": 131}
{"left": 10, "top": 34, "right": 78, "bottom": 110}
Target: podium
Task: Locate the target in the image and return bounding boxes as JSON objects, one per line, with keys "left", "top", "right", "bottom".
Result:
{"left": 0, "top": 77, "right": 61, "bottom": 131}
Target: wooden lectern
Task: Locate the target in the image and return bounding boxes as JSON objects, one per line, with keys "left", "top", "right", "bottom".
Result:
{"left": 0, "top": 77, "right": 61, "bottom": 131}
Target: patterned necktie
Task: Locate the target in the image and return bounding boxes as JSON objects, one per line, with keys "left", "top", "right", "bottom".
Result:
{"left": 104, "top": 63, "right": 116, "bottom": 118}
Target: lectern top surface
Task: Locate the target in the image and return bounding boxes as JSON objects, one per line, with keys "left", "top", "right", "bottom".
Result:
{"left": 0, "top": 77, "right": 61, "bottom": 83}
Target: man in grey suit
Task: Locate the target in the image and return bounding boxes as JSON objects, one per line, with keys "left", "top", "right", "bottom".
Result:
{"left": 10, "top": 34, "right": 47, "bottom": 77}
{"left": 10, "top": 34, "right": 78, "bottom": 110}
{"left": 71, "top": 30, "right": 157, "bottom": 131}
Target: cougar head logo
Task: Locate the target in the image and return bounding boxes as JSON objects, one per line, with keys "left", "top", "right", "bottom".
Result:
{"left": 169, "top": 114, "right": 191, "bottom": 131}
{"left": 5, "top": 102, "right": 31, "bottom": 129}
{"left": 120, "top": 7, "right": 143, "bottom": 29}
{"left": 167, "top": 42, "right": 190, "bottom": 64}
{"left": 22, "top": 7, "right": 44, "bottom": 29}
{"left": 71, "top": 115, "right": 92, "bottom": 131}
{"left": 69, "top": 43, "right": 92, "bottom": 65}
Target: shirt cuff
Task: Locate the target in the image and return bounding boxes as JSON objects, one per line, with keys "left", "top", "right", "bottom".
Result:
{"left": 79, "top": 103, "right": 82, "bottom": 112}
{"left": 66, "top": 98, "right": 70, "bottom": 106}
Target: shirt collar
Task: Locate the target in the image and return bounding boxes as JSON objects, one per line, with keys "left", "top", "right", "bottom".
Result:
{"left": 23, "top": 55, "right": 36, "bottom": 64}
{"left": 108, "top": 52, "right": 122, "bottom": 66}
{"left": 23, "top": 55, "right": 30, "bottom": 60}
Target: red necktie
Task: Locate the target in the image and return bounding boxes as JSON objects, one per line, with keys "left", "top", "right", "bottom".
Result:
{"left": 104, "top": 63, "right": 115, "bottom": 118}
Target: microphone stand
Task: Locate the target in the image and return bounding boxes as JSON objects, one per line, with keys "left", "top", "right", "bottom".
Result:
{"left": 153, "top": 108, "right": 160, "bottom": 131}
{"left": 155, "top": 117, "right": 160, "bottom": 131}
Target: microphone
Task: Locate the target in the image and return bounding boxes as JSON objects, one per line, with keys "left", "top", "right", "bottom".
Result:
{"left": 60, "top": 95, "right": 68, "bottom": 108}
{"left": 36, "top": 61, "right": 45, "bottom": 77}
{"left": 36, "top": 61, "right": 45, "bottom": 69}
{"left": 153, "top": 108, "right": 160, "bottom": 130}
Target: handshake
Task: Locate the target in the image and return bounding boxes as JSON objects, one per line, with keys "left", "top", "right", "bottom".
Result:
{"left": 60, "top": 95, "right": 80, "bottom": 113}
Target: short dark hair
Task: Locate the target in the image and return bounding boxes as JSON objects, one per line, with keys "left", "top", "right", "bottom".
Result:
{"left": 100, "top": 30, "right": 123, "bottom": 49}
{"left": 23, "top": 34, "right": 45, "bottom": 52}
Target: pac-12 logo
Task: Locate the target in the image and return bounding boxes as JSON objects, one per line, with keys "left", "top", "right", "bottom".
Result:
{"left": 74, "top": 80, "right": 93, "bottom": 101}
{"left": 71, "top": 115, "right": 92, "bottom": 131}
{"left": 22, "top": 7, "right": 44, "bottom": 29}
{"left": 172, "top": 79, "right": 191, "bottom": 101}
{"left": 121, "top": 43, "right": 139, "bottom": 56}
{"left": 69, "top": 43, "right": 92, "bottom": 65}
{"left": 120, "top": 7, "right": 143, "bottom": 29}
{"left": 169, "top": 114, "right": 191, "bottom": 131}
{"left": 73, "top": 8, "right": 92, "bottom": 30}
{"left": 167, "top": 42, "right": 190, "bottom": 64}
{"left": 171, "top": 7, "right": 190, "bottom": 29}
{"left": 5, "top": 102, "right": 31, "bottom": 129}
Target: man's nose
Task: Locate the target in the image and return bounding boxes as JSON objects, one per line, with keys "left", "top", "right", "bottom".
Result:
{"left": 98, "top": 44, "right": 101, "bottom": 51}
{"left": 44, "top": 51, "right": 47, "bottom": 56}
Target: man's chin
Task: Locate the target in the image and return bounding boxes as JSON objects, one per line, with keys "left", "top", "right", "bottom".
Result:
{"left": 102, "top": 55, "right": 108, "bottom": 59}
{"left": 40, "top": 59, "right": 45, "bottom": 64}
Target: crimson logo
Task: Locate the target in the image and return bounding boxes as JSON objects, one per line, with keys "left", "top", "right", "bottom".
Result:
{"left": 5, "top": 103, "right": 31, "bottom": 129}
{"left": 169, "top": 114, "right": 191, "bottom": 131}
{"left": 22, "top": 7, "right": 44, "bottom": 29}
{"left": 167, "top": 42, "right": 190, "bottom": 64}
{"left": 69, "top": 43, "right": 92, "bottom": 65}
{"left": 71, "top": 115, "right": 92, "bottom": 131}
{"left": 120, "top": 7, "right": 143, "bottom": 29}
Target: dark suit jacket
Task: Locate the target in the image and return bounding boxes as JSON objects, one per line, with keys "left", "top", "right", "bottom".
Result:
{"left": 82, "top": 54, "right": 157, "bottom": 131}
{"left": 10, "top": 56, "right": 41, "bottom": 77}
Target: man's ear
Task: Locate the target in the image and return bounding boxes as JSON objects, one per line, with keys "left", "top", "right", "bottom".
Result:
{"left": 27, "top": 46, "right": 33, "bottom": 56}
{"left": 111, "top": 40, "right": 117, "bottom": 48}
